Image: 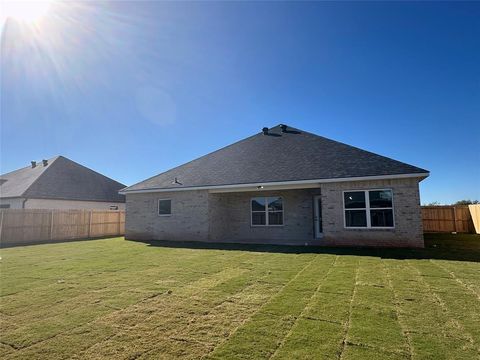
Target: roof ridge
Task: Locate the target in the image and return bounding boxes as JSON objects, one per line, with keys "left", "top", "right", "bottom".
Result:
{"left": 0, "top": 155, "right": 60, "bottom": 177}
{"left": 121, "top": 124, "right": 429, "bottom": 193}
{"left": 55, "top": 156, "right": 126, "bottom": 187}
{"left": 122, "top": 126, "right": 273, "bottom": 192}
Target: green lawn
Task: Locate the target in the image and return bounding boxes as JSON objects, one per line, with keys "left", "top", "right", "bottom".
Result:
{"left": 1, "top": 235, "right": 479, "bottom": 359}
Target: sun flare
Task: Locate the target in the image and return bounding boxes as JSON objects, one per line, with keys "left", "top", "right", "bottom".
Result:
{"left": 1, "top": 0, "right": 52, "bottom": 23}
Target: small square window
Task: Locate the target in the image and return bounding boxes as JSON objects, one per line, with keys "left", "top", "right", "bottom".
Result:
{"left": 158, "top": 199, "right": 171, "bottom": 216}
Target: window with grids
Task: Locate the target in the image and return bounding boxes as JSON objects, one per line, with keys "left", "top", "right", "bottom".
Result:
{"left": 251, "top": 197, "right": 283, "bottom": 226}
{"left": 344, "top": 190, "right": 394, "bottom": 228}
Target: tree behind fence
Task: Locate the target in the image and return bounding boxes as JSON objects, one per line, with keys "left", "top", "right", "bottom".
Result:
{"left": 0, "top": 209, "right": 125, "bottom": 246}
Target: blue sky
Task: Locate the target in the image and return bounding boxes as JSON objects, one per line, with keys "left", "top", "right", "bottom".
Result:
{"left": 1, "top": 1, "right": 479, "bottom": 204}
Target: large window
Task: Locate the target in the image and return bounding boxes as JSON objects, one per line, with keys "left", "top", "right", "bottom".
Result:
{"left": 251, "top": 197, "right": 283, "bottom": 226}
{"left": 158, "top": 199, "right": 172, "bottom": 216}
{"left": 343, "top": 190, "right": 394, "bottom": 228}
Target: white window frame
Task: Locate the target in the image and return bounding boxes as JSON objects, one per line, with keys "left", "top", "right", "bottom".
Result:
{"left": 250, "top": 196, "right": 284, "bottom": 227}
{"left": 157, "top": 199, "right": 172, "bottom": 217}
{"left": 342, "top": 189, "right": 395, "bottom": 229}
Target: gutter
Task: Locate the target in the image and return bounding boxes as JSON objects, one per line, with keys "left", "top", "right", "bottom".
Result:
{"left": 119, "top": 172, "right": 430, "bottom": 195}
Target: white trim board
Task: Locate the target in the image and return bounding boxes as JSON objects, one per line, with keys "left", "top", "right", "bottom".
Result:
{"left": 119, "top": 172, "right": 429, "bottom": 195}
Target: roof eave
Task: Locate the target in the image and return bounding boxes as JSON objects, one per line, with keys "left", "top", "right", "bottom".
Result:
{"left": 119, "top": 172, "right": 430, "bottom": 195}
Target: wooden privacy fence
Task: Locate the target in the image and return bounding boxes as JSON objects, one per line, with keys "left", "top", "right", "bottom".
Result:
{"left": 0, "top": 209, "right": 125, "bottom": 246}
{"left": 422, "top": 205, "right": 479, "bottom": 234}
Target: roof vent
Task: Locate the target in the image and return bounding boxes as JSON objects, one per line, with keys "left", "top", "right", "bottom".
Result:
{"left": 262, "top": 127, "right": 269, "bottom": 135}
{"left": 171, "top": 177, "right": 182, "bottom": 185}
{"left": 280, "top": 124, "right": 287, "bottom": 133}
{"left": 31, "top": 161, "right": 37, "bottom": 168}
{"left": 42, "top": 159, "right": 48, "bottom": 167}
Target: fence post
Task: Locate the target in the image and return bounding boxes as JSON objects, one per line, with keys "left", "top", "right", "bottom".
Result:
{"left": 88, "top": 211, "right": 92, "bottom": 238}
{"left": 0, "top": 210, "right": 4, "bottom": 242}
{"left": 453, "top": 207, "right": 457, "bottom": 232}
{"left": 50, "top": 211, "right": 54, "bottom": 240}
{"left": 117, "top": 211, "right": 121, "bottom": 236}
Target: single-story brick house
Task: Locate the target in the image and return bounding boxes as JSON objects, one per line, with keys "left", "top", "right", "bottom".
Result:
{"left": 121, "top": 125, "right": 429, "bottom": 247}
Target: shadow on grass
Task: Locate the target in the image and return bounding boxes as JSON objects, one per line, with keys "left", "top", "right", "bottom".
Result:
{"left": 136, "top": 234, "right": 480, "bottom": 263}
{"left": 0, "top": 236, "right": 119, "bottom": 249}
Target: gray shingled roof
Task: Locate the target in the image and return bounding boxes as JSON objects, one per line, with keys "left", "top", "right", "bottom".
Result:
{"left": 122, "top": 124, "right": 429, "bottom": 192}
{"left": 0, "top": 156, "right": 125, "bottom": 202}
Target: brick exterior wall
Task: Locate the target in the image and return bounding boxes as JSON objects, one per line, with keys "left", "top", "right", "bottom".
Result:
{"left": 125, "top": 177, "right": 424, "bottom": 248}
{"left": 320, "top": 178, "right": 424, "bottom": 247}
{"left": 208, "top": 189, "right": 321, "bottom": 245}
{"left": 125, "top": 190, "right": 210, "bottom": 241}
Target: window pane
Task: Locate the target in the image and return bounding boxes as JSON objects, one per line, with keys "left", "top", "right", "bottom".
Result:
{"left": 158, "top": 200, "right": 171, "bottom": 215}
{"left": 345, "top": 210, "right": 367, "bottom": 227}
{"left": 251, "top": 198, "right": 266, "bottom": 211}
{"left": 369, "top": 190, "right": 393, "bottom": 208}
{"left": 268, "top": 212, "right": 283, "bottom": 225}
{"left": 252, "top": 212, "right": 266, "bottom": 225}
{"left": 370, "top": 209, "right": 394, "bottom": 227}
{"left": 344, "top": 192, "right": 366, "bottom": 209}
{"left": 267, "top": 197, "right": 283, "bottom": 211}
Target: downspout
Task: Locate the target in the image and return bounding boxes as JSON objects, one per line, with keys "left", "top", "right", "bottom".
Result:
{"left": 22, "top": 198, "right": 28, "bottom": 209}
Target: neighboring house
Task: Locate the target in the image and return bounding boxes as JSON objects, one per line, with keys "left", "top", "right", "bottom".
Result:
{"left": 121, "top": 125, "right": 429, "bottom": 247}
{"left": 0, "top": 156, "right": 125, "bottom": 210}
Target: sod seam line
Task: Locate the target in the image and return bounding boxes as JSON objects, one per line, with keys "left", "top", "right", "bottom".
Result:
{"left": 8, "top": 253, "right": 252, "bottom": 353}
{"left": 0, "top": 340, "right": 19, "bottom": 351}
{"left": 139, "top": 258, "right": 293, "bottom": 355}
{"left": 1, "top": 245, "right": 244, "bottom": 302}
{"left": 75, "top": 253, "right": 290, "bottom": 359}
{"left": 303, "top": 316, "right": 343, "bottom": 325}
{"left": 406, "top": 261, "right": 477, "bottom": 349}
{"left": 382, "top": 260, "right": 415, "bottom": 360}
{"left": 344, "top": 339, "right": 415, "bottom": 358}
{"left": 63, "top": 332, "right": 119, "bottom": 360}
{"left": 338, "top": 259, "right": 359, "bottom": 360}
{"left": 268, "top": 255, "right": 339, "bottom": 359}
{"left": 202, "top": 254, "right": 321, "bottom": 359}
{"left": 428, "top": 260, "right": 480, "bottom": 300}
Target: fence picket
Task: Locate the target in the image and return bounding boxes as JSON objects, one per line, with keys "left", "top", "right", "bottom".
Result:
{"left": 421, "top": 205, "right": 477, "bottom": 233}
{"left": 0, "top": 209, "right": 125, "bottom": 246}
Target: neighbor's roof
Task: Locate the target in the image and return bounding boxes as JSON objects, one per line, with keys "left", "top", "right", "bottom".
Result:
{"left": 0, "top": 156, "right": 125, "bottom": 202}
{"left": 122, "top": 125, "right": 429, "bottom": 193}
